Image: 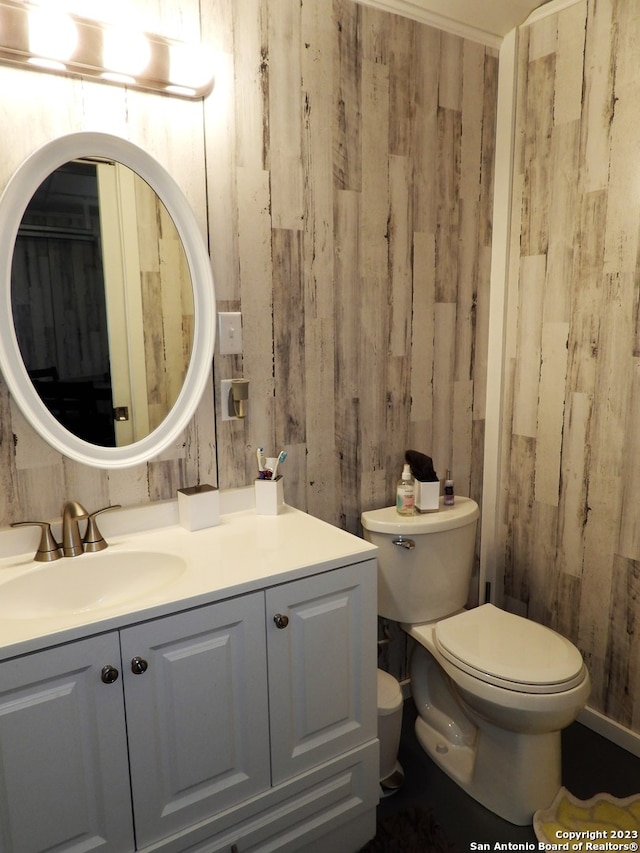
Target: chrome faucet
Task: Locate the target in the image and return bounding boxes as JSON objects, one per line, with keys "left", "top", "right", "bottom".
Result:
{"left": 62, "top": 500, "right": 89, "bottom": 557}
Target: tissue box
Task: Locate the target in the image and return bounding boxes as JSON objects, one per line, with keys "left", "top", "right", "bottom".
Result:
{"left": 255, "top": 477, "right": 284, "bottom": 515}
{"left": 177, "top": 484, "right": 220, "bottom": 530}
{"left": 416, "top": 480, "right": 440, "bottom": 512}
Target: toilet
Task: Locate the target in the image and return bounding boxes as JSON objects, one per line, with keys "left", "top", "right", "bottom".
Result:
{"left": 361, "top": 497, "right": 591, "bottom": 825}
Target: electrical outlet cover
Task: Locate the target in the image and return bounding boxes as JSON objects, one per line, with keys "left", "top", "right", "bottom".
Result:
{"left": 218, "top": 312, "right": 243, "bottom": 355}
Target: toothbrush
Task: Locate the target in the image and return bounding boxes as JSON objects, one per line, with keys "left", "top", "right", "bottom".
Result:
{"left": 271, "top": 450, "right": 287, "bottom": 479}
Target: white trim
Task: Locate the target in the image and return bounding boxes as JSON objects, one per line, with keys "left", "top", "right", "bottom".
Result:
{"left": 523, "top": 0, "right": 583, "bottom": 27}
{"left": 355, "top": 0, "right": 585, "bottom": 47}
{"left": 355, "top": 0, "right": 503, "bottom": 47}
{"left": 578, "top": 706, "right": 640, "bottom": 759}
{"left": 355, "top": 0, "right": 579, "bottom": 47}
{"left": 479, "top": 29, "right": 518, "bottom": 606}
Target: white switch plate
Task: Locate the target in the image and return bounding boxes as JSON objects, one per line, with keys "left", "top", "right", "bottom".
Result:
{"left": 218, "top": 312, "right": 243, "bottom": 355}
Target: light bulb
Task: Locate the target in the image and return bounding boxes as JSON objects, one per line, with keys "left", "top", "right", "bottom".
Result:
{"left": 168, "top": 42, "right": 214, "bottom": 91}
{"left": 28, "top": 7, "right": 77, "bottom": 62}
{"left": 102, "top": 26, "right": 151, "bottom": 77}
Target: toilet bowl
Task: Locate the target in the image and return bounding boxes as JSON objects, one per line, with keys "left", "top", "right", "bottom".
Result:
{"left": 361, "top": 499, "right": 591, "bottom": 826}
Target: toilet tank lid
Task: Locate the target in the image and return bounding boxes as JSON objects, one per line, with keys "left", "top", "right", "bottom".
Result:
{"left": 361, "top": 496, "right": 479, "bottom": 534}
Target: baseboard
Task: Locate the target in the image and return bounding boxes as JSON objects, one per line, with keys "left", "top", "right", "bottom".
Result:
{"left": 578, "top": 705, "right": 640, "bottom": 759}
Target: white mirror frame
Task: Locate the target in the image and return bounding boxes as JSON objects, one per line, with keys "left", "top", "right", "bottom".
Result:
{"left": 0, "top": 132, "right": 216, "bottom": 468}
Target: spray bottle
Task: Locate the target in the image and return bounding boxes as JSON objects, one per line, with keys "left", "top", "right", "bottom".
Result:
{"left": 396, "top": 464, "right": 415, "bottom": 516}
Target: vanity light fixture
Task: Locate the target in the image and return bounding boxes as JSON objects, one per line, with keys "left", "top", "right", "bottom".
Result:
{"left": 0, "top": 0, "right": 214, "bottom": 98}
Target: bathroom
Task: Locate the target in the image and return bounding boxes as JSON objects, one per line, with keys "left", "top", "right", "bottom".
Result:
{"left": 0, "top": 0, "right": 639, "bottom": 839}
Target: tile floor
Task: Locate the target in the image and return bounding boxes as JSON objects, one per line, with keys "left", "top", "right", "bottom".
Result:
{"left": 377, "top": 701, "right": 640, "bottom": 851}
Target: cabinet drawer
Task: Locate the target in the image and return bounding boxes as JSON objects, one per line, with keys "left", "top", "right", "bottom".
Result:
{"left": 137, "top": 740, "right": 379, "bottom": 853}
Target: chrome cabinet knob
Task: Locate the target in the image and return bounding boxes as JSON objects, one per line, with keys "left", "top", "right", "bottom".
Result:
{"left": 131, "top": 656, "right": 149, "bottom": 675}
{"left": 101, "top": 665, "right": 119, "bottom": 684}
{"left": 273, "top": 613, "right": 289, "bottom": 629}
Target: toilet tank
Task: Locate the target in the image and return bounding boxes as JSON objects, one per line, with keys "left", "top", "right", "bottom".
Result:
{"left": 361, "top": 497, "right": 480, "bottom": 624}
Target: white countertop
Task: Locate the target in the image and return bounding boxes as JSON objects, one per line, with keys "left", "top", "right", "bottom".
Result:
{"left": 0, "top": 490, "right": 377, "bottom": 660}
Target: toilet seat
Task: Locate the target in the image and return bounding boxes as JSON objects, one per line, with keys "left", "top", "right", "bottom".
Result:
{"left": 433, "top": 604, "right": 586, "bottom": 694}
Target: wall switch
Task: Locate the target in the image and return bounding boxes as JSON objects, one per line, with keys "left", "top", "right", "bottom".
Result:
{"left": 218, "top": 312, "right": 243, "bottom": 355}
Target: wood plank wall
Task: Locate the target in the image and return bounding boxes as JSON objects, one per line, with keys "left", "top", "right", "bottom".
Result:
{"left": 1, "top": 0, "right": 637, "bottom": 741}
{"left": 504, "top": 0, "right": 640, "bottom": 730}
{"left": 204, "top": 0, "right": 497, "bottom": 683}
{"left": 134, "top": 176, "right": 194, "bottom": 433}
{"left": 0, "top": 0, "right": 495, "bottom": 679}
{"left": 208, "top": 0, "right": 497, "bottom": 553}
{"left": 0, "top": 0, "right": 215, "bottom": 523}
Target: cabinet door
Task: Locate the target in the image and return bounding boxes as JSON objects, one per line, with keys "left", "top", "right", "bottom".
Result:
{"left": 0, "top": 633, "right": 134, "bottom": 853}
{"left": 120, "top": 592, "right": 271, "bottom": 848}
{"left": 266, "top": 560, "right": 377, "bottom": 784}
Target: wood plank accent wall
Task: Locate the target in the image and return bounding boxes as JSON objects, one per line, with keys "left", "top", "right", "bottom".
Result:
{"left": 134, "top": 176, "right": 194, "bottom": 434}
{"left": 504, "top": 0, "right": 640, "bottom": 730}
{"left": 208, "top": 0, "right": 497, "bottom": 553}
{"left": 0, "top": 0, "right": 214, "bottom": 523}
{"left": 0, "top": 0, "right": 495, "bottom": 635}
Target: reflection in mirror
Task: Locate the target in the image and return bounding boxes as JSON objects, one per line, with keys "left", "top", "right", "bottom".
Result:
{"left": 0, "top": 132, "right": 215, "bottom": 469}
{"left": 11, "top": 159, "right": 194, "bottom": 447}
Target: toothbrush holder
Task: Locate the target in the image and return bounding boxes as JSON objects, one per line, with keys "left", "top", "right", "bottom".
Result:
{"left": 255, "top": 476, "right": 284, "bottom": 516}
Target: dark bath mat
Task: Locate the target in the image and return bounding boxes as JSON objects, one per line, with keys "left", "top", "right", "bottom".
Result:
{"left": 359, "top": 806, "right": 460, "bottom": 853}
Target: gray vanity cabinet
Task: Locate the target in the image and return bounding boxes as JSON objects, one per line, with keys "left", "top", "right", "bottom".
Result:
{"left": 265, "top": 565, "right": 377, "bottom": 785}
{"left": 0, "top": 632, "right": 134, "bottom": 853}
{"left": 121, "top": 591, "right": 271, "bottom": 848}
{"left": 0, "top": 559, "right": 378, "bottom": 853}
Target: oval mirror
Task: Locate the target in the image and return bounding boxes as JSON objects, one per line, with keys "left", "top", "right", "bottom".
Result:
{"left": 0, "top": 133, "right": 215, "bottom": 468}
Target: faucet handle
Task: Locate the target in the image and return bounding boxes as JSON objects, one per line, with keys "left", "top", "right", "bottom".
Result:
{"left": 11, "top": 521, "right": 61, "bottom": 562}
{"left": 83, "top": 505, "right": 122, "bottom": 553}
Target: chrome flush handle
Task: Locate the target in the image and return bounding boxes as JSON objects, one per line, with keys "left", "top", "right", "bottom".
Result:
{"left": 392, "top": 536, "right": 415, "bottom": 550}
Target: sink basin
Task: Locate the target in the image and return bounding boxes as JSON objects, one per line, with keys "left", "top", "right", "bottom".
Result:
{"left": 0, "top": 551, "right": 187, "bottom": 619}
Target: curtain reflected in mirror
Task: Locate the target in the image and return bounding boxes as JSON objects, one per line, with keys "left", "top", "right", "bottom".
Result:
{"left": 10, "top": 159, "right": 194, "bottom": 447}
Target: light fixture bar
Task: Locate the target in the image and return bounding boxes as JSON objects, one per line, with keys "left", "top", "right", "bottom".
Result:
{"left": 0, "top": 0, "right": 214, "bottom": 99}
